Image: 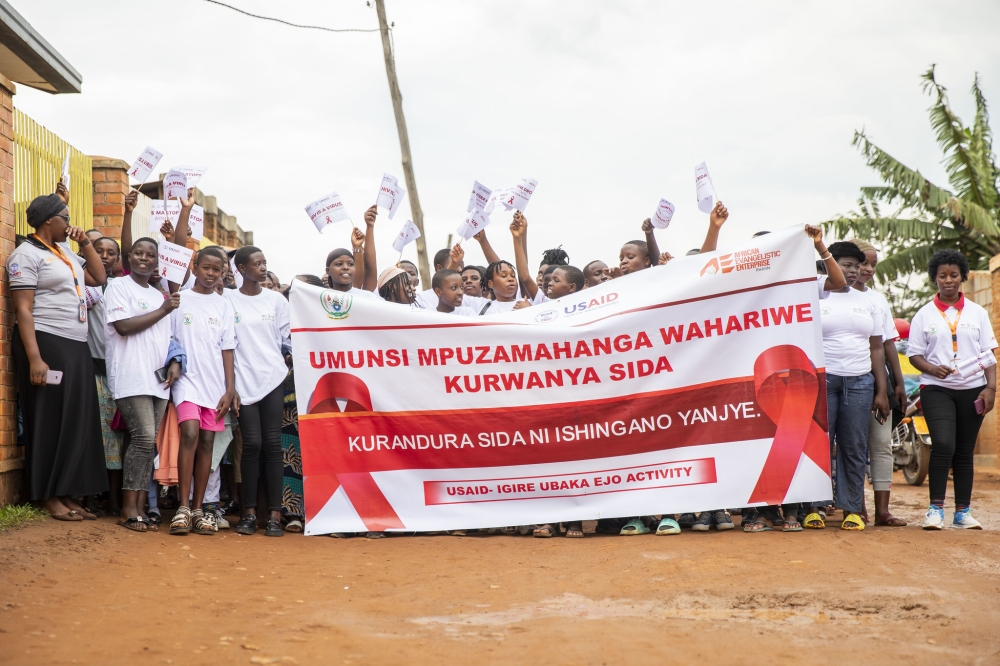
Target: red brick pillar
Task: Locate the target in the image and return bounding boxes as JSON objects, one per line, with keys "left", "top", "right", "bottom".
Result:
{"left": 0, "top": 74, "right": 20, "bottom": 506}
{"left": 90, "top": 157, "right": 129, "bottom": 239}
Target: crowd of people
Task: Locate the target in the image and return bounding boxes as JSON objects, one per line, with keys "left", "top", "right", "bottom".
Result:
{"left": 7, "top": 180, "right": 995, "bottom": 538}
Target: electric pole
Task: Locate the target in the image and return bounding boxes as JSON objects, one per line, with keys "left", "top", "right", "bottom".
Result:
{"left": 374, "top": 0, "right": 430, "bottom": 286}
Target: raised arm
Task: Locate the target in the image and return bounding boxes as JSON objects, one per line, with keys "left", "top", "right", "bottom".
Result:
{"left": 362, "top": 205, "right": 378, "bottom": 291}
{"left": 699, "top": 201, "right": 729, "bottom": 254}
{"left": 641, "top": 219, "right": 661, "bottom": 264}
{"left": 121, "top": 190, "right": 138, "bottom": 272}
{"left": 172, "top": 188, "right": 195, "bottom": 250}
{"left": 510, "top": 212, "right": 538, "bottom": 300}
{"left": 474, "top": 229, "right": 501, "bottom": 265}
{"left": 805, "top": 225, "right": 846, "bottom": 291}
{"left": 350, "top": 227, "right": 366, "bottom": 289}
{"left": 68, "top": 227, "right": 106, "bottom": 287}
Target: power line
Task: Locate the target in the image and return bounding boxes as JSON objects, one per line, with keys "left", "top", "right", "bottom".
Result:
{"left": 200, "top": 0, "right": 382, "bottom": 33}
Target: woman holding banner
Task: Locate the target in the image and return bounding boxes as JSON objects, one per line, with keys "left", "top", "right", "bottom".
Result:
{"left": 908, "top": 250, "right": 997, "bottom": 530}
{"left": 803, "top": 240, "right": 888, "bottom": 532}
{"left": 8, "top": 191, "right": 109, "bottom": 520}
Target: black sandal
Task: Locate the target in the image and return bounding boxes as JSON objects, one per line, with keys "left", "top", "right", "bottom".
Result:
{"left": 118, "top": 516, "right": 148, "bottom": 532}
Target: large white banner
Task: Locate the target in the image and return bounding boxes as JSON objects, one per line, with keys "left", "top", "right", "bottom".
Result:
{"left": 290, "top": 225, "right": 832, "bottom": 535}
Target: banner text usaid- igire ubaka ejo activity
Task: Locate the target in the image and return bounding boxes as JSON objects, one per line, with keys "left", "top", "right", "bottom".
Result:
{"left": 291, "top": 225, "right": 832, "bottom": 535}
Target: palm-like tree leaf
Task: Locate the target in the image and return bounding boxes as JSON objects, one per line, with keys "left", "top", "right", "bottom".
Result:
{"left": 853, "top": 131, "right": 953, "bottom": 211}
{"left": 921, "top": 66, "right": 993, "bottom": 209}
{"left": 970, "top": 73, "right": 999, "bottom": 209}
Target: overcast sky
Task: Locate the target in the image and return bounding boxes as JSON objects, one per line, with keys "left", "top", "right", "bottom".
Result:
{"left": 13, "top": 0, "right": 1000, "bottom": 284}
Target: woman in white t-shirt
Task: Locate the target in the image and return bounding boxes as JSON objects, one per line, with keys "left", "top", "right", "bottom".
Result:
{"left": 104, "top": 237, "right": 178, "bottom": 532}
{"left": 805, "top": 242, "right": 889, "bottom": 532}
{"left": 849, "top": 239, "right": 910, "bottom": 527}
{"left": 166, "top": 246, "right": 238, "bottom": 536}
{"left": 324, "top": 206, "right": 381, "bottom": 301}
{"left": 227, "top": 246, "right": 291, "bottom": 537}
{"left": 907, "top": 250, "right": 997, "bottom": 530}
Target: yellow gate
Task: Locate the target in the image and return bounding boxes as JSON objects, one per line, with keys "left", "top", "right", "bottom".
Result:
{"left": 13, "top": 109, "right": 92, "bottom": 240}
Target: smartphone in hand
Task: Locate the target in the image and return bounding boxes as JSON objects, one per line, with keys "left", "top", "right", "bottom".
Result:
{"left": 45, "top": 370, "right": 63, "bottom": 385}
{"left": 975, "top": 398, "right": 986, "bottom": 415}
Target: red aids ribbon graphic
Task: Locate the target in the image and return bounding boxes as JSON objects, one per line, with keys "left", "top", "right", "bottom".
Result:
{"left": 748, "top": 345, "right": 829, "bottom": 505}
{"left": 303, "top": 372, "right": 405, "bottom": 531}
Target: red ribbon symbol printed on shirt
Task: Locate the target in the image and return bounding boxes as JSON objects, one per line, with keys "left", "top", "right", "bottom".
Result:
{"left": 748, "top": 345, "right": 829, "bottom": 505}
{"left": 303, "top": 372, "right": 405, "bottom": 531}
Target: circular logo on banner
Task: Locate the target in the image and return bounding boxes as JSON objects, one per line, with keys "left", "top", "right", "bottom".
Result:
{"left": 320, "top": 290, "right": 353, "bottom": 320}
{"left": 137, "top": 299, "right": 149, "bottom": 311}
{"left": 234, "top": 312, "right": 242, "bottom": 324}
{"left": 182, "top": 313, "right": 194, "bottom": 325}
{"left": 534, "top": 309, "right": 558, "bottom": 323}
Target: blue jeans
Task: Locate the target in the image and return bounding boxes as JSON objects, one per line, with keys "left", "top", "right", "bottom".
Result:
{"left": 826, "top": 373, "right": 874, "bottom": 514}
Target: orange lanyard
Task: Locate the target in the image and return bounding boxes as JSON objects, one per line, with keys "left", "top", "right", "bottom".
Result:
{"left": 31, "top": 234, "right": 86, "bottom": 322}
{"left": 937, "top": 306, "right": 962, "bottom": 361}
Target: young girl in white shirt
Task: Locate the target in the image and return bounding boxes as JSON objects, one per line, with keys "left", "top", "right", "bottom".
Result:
{"left": 104, "top": 237, "right": 178, "bottom": 532}
{"left": 908, "top": 250, "right": 997, "bottom": 530}
{"left": 228, "top": 246, "right": 291, "bottom": 537}
{"left": 167, "top": 246, "right": 238, "bottom": 536}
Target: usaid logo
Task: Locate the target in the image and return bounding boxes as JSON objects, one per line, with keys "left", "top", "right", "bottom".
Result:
{"left": 563, "top": 292, "right": 619, "bottom": 316}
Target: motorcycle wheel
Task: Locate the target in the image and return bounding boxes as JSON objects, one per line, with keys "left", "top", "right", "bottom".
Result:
{"left": 902, "top": 429, "right": 931, "bottom": 486}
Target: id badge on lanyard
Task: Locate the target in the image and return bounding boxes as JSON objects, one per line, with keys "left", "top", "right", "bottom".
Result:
{"left": 78, "top": 299, "right": 87, "bottom": 323}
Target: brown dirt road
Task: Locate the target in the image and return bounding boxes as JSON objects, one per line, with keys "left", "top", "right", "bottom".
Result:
{"left": 2, "top": 470, "right": 1000, "bottom": 665}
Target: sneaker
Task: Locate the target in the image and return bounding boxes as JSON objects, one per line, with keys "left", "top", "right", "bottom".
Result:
{"left": 234, "top": 514, "right": 257, "bottom": 535}
{"left": 677, "top": 513, "right": 697, "bottom": 528}
{"left": 691, "top": 511, "right": 713, "bottom": 532}
{"left": 655, "top": 517, "right": 680, "bottom": 535}
{"left": 220, "top": 500, "right": 240, "bottom": 516}
{"left": 713, "top": 510, "right": 735, "bottom": 530}
{"left": 191, "top": 509, "right": 215, "bottom": 535}
{"left": 203, "top": 503, "right": 229, "bottom": 530}
{"left": 952, "top": 508, "right": 983, "bottom": 530}
{"left": 169, "top": 506, "right": 191, "bottom": 535}
{"left": 922, "top": 505, "right": 945, "bottom": 530}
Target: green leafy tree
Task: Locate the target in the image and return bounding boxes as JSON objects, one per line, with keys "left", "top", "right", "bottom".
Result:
{"left": 825, "top": 66, "right": 999, "bottom": 319}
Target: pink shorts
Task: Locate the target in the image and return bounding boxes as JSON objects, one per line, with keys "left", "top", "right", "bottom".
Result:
{"left": 176, "top": 401, "right": 225, "bottom": 432}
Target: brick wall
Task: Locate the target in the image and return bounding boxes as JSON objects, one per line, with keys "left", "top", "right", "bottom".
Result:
{"left": 90, "top": 157, "right": 129, "bottom": 239}
{"left": 0, "top": 74, "right": 20, "bottom": 505}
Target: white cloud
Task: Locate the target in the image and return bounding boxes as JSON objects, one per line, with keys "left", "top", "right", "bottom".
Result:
{"left": 12, "top": 0, "right": 1000, "bottom": 284}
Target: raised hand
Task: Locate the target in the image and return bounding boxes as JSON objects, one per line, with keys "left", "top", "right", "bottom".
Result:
{"left": 658, "top": 252, "right": 674, "bottom": 266}
{"left": 350, "top": 227, "right": 365, "bottom": 250}
{"left": 449, "top": 243, "right": 465, "bottom": 265}
{"left": 125, "top": 190, "right": 138, "bottom": 213}
{"left": 641, "top": 218, "right": 653, "bottom": 234}
{"left": 179, "top": 188, "right": 195, "bottom": 209}
{"left": 364, "top": 204, "right": 378, "bottom": 226}
{"left": 159, "top": 219, "right": 175, "bottom": 239}
{"left": 66, "top": 226, "right": 90, "bottom": 246}
{"left": 55, "top": 179, "right": 70, "bottom": 206}
{"left": 710, "top": 201, "right": 728, "bottom": 228}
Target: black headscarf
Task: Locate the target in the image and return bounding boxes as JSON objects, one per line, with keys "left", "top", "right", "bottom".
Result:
{"left": 26, "top": 194, "right": 66, "bottom": 229}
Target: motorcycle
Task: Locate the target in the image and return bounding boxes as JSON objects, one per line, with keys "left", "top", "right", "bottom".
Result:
{"left": 892, "top": 388, "right": 932, "bottom": 485}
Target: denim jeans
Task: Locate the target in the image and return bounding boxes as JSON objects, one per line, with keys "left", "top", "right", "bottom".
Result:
{"left": 115, "top": 395, "right": 168, "bottom": 492}
{"left": 826, "top": 373, "right": 874, "bottom": 514}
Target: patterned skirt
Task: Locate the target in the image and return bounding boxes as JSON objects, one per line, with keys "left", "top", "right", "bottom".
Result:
{"left": 281, "top": 368, "right": 304, "bottom": 519}
{"left": 95, "top": 371, "right": 123, "bottom": 470}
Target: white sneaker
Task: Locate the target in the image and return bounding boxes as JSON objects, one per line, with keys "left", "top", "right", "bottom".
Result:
{"left": 952, "top": 508, "right": 983, "bottom": 530}
{"left": 922, "top": 505, "right": 945, "bottom": 530}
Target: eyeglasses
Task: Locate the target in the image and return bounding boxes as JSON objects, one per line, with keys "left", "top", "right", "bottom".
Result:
{"left": 53, "top": 213, "right": 71, "bottom": 224}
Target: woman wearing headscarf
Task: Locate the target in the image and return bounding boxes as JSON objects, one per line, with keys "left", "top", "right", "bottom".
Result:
{"left": 8, "top": 192, "right": 108, "bottom": 520}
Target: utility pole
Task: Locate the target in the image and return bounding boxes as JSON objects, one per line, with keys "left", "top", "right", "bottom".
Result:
{"left": 374, "top": 0, "right": 430, "bottom": 286}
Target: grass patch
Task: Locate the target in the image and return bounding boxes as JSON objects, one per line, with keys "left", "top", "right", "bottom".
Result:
{"left": 0, "top": 504, "right": 47, "bottom": 531}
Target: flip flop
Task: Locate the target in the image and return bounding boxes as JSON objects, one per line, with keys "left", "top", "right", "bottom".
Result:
{"left": 533, "top": 524, "right": 556, "bottom": 538}
{"left": 874, "top": 513, "right": 907, "bottom": 527}
{"left": 285, "top": 519, "right": 303, "bottom": 533}
{"left": 782, "top": 520, "right": 803, "bottom": 532}
{"left": 50, "top": 512, "right": 83, "bottom": 522}
{"left": 619, "top": 518, "right": 650, "bottom": 536}
{"left": 117, "top": 516, "right": 148, "bottom": 532}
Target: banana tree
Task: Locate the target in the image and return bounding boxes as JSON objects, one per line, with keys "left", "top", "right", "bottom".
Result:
{"left": 824, "top": 66, "right": 999, "bottom": 318}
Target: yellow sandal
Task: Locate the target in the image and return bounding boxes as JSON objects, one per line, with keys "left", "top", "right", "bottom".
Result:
{"left": 803, "top": 512, "right": 825, "bottom": 529}
{"left": 841, "top": 513, "right": 865, "bottom": 531}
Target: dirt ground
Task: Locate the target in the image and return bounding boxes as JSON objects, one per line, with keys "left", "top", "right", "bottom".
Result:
{"left": 2, "top": 470, "right": 999, "bottom": 666}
